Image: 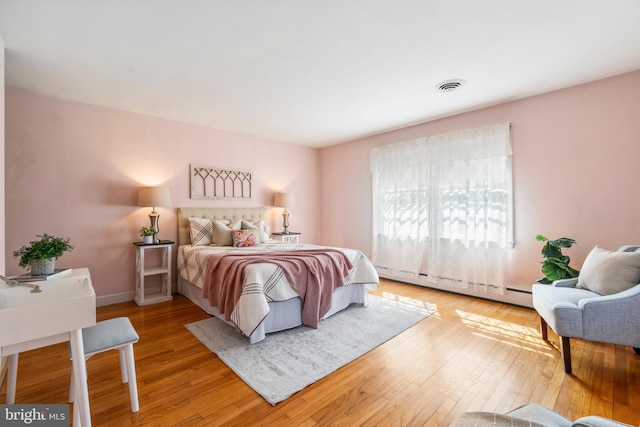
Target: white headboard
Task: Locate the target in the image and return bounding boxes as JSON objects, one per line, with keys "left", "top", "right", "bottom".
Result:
{"left": 177, "top": 207, "right": 268, "bottom": 246}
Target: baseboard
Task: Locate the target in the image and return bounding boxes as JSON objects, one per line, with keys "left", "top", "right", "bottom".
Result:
{"left": 380, "top": 274, "right": 533, "bottom": 308}
{"left": 96, "top": 291, "right": 135, "bottom": 307}
{"left": 96, "top": 284, "right": 177, "bottom": 307}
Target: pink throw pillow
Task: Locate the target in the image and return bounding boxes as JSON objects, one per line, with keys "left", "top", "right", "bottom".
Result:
{"left": 232, "top": 230, "right": 258, "bottom": 247}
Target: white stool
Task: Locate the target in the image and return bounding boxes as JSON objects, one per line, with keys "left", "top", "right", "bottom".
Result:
{"left": 69, "top": 317, "right": 140, "bottom": 413}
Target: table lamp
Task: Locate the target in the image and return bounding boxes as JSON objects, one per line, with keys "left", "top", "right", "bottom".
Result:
{"left": 274, "top": 192, "right": 295, "bottom": 234}
{"left": 138, "top": 186, "right": 172, "bottom": 243}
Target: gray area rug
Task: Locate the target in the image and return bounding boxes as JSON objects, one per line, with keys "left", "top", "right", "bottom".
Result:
{"left": 185, "top": 295, "right": 433, "bottom": 405}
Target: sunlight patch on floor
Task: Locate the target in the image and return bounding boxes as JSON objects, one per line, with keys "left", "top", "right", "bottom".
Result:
{"left": 456, "top": 309, "right": 553, "bottom": 356}
{"left": 380, "top": 291, "right": 439, "bottom": 316}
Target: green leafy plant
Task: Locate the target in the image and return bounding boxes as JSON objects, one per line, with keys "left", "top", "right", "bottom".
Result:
{"left": 139, "top": 226, "right": 155, "bottom": 237}
{"left": 536, "top": 234, "right": 580, "bottom": 284}
{"left": 13, "top": 233, "right": 74, "bottom": 268}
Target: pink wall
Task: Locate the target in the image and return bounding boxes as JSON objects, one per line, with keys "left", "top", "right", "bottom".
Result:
{"left": 319, "top": 70, "right": 640, "bottom": 289}
{"left": 6, "top": 69, "right": 640, "bottom": 299}
{"left": 4, "top": 89, "right": 319, "bottom": 300}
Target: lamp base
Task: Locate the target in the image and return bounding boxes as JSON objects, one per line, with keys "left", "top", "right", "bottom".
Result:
{"left": 282, "top": 210, "right": 290, "bottom": 234}
{"left": 149, "top": 211, "right": 160, "bottom": 243}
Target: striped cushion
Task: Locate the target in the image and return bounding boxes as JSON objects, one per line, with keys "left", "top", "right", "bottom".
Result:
{"left": 188, "top": 217, "right": 213, "bottom": 246}
{"left": 451, "top": 413, "right": 547, "bottom": 427}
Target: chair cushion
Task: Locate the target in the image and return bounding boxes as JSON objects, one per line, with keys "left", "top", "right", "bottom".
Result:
{"left": 532, "top": 284, "right": 598, "bottom": 337}
{"left": 81, "top": 317, "right": 139, "bottom": 355}
{"left": 577, "top": 247, "right": 640, "bottom": 295}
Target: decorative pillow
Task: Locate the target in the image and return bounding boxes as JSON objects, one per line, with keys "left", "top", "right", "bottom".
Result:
{"left": 211, "top": 220, "right": 241, "bottom": 246}
{"left": 576, "top": 246, "right": 640, "bottom": 295}
{"left": 232, "top": 229, "right": 258, "bottom": 247}
{"left": 241, "top": 219, "right": 270, "bottom": 243}
{"left": 188, "top": 217, "right": 213, "bottom": 246}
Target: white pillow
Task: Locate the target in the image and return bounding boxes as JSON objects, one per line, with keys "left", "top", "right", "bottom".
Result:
{"left": 241, "top": 219, "right": 270, "bottom": 243}
{"left": 188, "top": 217, "right": 213, "bottom": 246}
{"left": 211, "top": 220, "right": 241, "bottom": 246}
{"left": 576, "top": 246, "right": 640, "bottom": 295}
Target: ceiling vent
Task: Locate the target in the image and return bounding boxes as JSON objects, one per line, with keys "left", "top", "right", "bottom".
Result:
{"left": 436, "top": 79, "right": 465, "bottom": 92}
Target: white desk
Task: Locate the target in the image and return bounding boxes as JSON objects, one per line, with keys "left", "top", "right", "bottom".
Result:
{"left": 0, "top": 268, "right": 96, "bottom": 426}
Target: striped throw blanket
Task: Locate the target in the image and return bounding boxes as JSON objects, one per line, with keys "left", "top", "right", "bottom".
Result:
{"left": 203, "top": 249, "right": 353, "bottom": 330}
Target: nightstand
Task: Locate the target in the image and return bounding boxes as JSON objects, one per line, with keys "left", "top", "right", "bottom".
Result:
{"left": 133, "top": 240, "right": 174, "bottom": 306}
{"left": 271, "top": 232, "right": 301, "bottom": 244}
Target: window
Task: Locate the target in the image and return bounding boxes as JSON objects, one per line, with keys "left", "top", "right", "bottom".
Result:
{"left": 370, "top": 123, "right": 512, "bottom": 293}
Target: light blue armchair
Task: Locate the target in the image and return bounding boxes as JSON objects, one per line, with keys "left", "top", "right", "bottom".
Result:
{"left": 532, "top": 245, "right": 640, "bottom": 374}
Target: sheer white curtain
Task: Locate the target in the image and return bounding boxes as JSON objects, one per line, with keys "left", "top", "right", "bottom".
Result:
{"left": 370, "top": 138, "right": 430, "bottom": 279}
{"left": 370, "top": 123, "right": 512, "bottom": 294}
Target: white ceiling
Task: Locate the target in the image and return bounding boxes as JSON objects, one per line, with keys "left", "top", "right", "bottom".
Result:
{"left": 1, "top": 1, "right": 640, "bottom": 148}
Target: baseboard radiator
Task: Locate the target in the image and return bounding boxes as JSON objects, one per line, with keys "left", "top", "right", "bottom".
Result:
{"left": 379, "top": 272, "right": 533, "bottom": 308}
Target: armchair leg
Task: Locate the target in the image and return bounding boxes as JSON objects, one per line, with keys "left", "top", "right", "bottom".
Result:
{"left": 540, "top": 317, "right": 548, "bottom": 341}
{"left": 560, "top": 336, "right": 572, "bottom": 374}
{"left": 538, "top": 317, "right": 571, "bottom": 373}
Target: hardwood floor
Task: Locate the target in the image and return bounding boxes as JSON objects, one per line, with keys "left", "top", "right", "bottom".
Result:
{"left": 2, "top": 279, "right": 639, "bottom": 426}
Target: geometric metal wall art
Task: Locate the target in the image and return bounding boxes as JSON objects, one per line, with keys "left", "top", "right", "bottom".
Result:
{"left": 190, "top": 164, "right": 253, "bottom": 200}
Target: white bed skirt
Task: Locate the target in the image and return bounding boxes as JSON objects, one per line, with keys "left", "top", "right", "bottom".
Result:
{"left": 178, "top": 276, "right": 372, "bottom": 343}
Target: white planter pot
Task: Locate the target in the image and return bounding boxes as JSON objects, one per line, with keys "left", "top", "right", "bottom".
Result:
{"left": 30, "top": 258, "right": 55, "bottom": 275}
{"left": 143, "top": 235, "right": 153, "bottom": 244}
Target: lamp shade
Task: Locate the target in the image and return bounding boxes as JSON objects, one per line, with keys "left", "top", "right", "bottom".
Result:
{"left": 138, "top": 187, "right": 172, "bottom": 208}
{"left": 274, "top": 192, "right": 295, "bottom": 208}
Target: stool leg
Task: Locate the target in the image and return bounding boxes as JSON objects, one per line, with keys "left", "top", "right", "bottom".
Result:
{"left": 118, "top": 348, "right": 128, "bottom": 383}
{"left": 6, "top": 353, "right": 18, "bottom": 404}
{"left": 124, "top": 344, "right": 139, "bottom": 413}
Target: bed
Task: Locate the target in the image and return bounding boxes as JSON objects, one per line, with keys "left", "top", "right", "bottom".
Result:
{"left": 177, "top": 207, "right": 379, "bottom": 343}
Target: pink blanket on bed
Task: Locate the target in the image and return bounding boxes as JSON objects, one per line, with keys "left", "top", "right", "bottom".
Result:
{"left": 203, "top": 249, "right": 354, "bottom": 329}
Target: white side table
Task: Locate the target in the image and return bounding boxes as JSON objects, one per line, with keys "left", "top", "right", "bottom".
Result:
{"left": 271, "top": 232, "right": 301, "bottom": 244}
{"left": 133, "top": 240, "right": 174, "bottom": 306}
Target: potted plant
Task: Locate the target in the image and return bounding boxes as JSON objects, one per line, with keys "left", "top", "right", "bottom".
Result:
{"left": 536, "top": 234, "right": 580, "bottom": 284}
{"left": 140, "top": 226, "right": 155, "bottom": 244}
{"left": 13, "top": 233, "right": 74, "bottom": 275}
